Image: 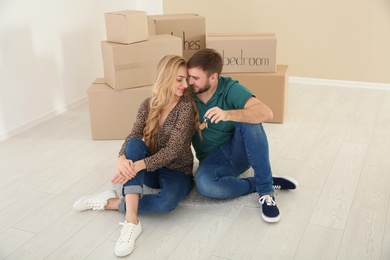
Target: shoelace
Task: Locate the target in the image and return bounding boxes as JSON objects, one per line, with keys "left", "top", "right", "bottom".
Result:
{"left": 118, "top": 222, "right": 135, "bottom": 243}
{"left": 86, "top": 199, "right": 107, "bottom": 210}
{"left": 273, "top": 185, "right": 281, "bottom": 191}
{"left": 259, "top": 195, "right": 276, "bottom": 206}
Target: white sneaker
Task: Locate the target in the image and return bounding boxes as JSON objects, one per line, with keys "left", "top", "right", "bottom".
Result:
{"left": 73, "top": 190, "right": 117, "bottom": 211}
{"left": 115, "top": 220, "right": 142, "bottom": 257}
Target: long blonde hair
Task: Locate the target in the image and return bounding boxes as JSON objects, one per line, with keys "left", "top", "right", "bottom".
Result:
{"left": 143, "top": 55, "right": 200, "bottom": 153}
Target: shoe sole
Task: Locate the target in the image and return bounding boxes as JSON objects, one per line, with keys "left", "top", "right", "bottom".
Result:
{"left": 115, "top": 226, "right": 142, "bottom": 257}
{"left": 273, "top": 175, "right": 299, "bottom": 189}
{"left": 73, "top": 195, "right": 92, "bottom": 211}
{"left": 262, "top": 213, "right": 281, "bottom": 223}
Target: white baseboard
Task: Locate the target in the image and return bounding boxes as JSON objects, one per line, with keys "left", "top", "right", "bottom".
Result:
{"left": 289, "top": 77, "right": 390, "bottom": 90}
{"left": 0, "top": 97, "right": 87, "bottom": 141}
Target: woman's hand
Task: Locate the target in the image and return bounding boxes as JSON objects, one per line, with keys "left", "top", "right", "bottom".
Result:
{"left": 111, "top": 156, "right": 146, "bottom": 184}
{"left": 116, "top": 155, "right": 135, "bottom": 179}
{"left": 111, "top": 171, "right": 130, "bottom": 185}
{"left": 111, "top": 155, "right": 135, "bottom": 184}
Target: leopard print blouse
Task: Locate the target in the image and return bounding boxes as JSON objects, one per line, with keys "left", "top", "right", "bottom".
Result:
{"left": 118, "top": 96, "right": 195, "bottom": 176}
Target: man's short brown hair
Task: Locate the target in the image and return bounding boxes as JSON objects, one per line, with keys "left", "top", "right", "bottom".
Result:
{"left": 187, "top": 48, "right": 223, "bottom": 76}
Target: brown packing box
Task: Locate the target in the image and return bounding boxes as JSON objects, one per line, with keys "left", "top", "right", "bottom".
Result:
{"left": 207, "top": 33, "right": 277, "bottom": 73}
{"left": 88, "top": 79, "right": 153, "bottom": 140}
{"left": 148, "top": 13, "right": 206, "bottom": 60}
{"left": 101, "top": 34, "right": 182, "bottom": 90}
{"left": 105, "top": 10, "right": 148, "bottom": 44}
{"left": 221, "top": 65, "right": 288, "bottom": 123}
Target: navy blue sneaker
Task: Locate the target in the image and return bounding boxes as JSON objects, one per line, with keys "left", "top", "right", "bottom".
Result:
{"left": 259, "top": 194, "right": 280, "bottom": 223}
{"left": 273, "top": 176, "right": 298, "bottom": 191}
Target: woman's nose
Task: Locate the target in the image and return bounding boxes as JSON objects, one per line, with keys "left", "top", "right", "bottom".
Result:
{"left": 184, "top": 78, "right": 189, "bottom": 87}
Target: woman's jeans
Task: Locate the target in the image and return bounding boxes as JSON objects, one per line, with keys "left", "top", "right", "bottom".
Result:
{"left": 194, "top": 123, "right": 274, "bottom": 199}
{"left": 118, "top": 138, "right": 193, "bottom": 213}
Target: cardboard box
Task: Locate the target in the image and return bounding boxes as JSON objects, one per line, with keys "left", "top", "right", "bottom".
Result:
{"left": 207, "top": 33, "right": 277, "bottom": 73}
{"left": 221, "top": 65, "right": 288, "bottom": 123}
{"left": 88, "top": 79, "right": 153, "bottom": 140}
{"left": 148, "top": 13, "right": 206, "bottom": 60}
{"left": 101, "top": 34, "right": 182, "bottom": 90}
{"left": 105, "top": 10, "right": 148, "bottom": 44}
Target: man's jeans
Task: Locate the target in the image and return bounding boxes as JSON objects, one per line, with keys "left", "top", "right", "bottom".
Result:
{"left": 118, "top": 138, "right": 193, "bottom": 213}
{"left": 194, "top": 123, "right": 274, "bottom": 199}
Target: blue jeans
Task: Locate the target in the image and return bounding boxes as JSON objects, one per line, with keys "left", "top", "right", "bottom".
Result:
{"left": 118, "top": 138, "right": 193, "bottom": 213}
{"left": 194, "top": 123, "right": 274, "bottom": 199}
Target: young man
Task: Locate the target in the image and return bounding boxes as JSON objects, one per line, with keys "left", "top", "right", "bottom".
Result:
{"left": 187, "top": 49, "right": 297, "bottom": 223}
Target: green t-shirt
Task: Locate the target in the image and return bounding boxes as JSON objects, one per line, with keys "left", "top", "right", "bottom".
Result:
{"left": 192, "top": 76, "right": 253, "bottom": 161}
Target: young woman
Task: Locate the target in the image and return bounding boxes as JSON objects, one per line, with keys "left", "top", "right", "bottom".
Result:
{"left": 73, "top": 55, "right": 199, "bottom": 257}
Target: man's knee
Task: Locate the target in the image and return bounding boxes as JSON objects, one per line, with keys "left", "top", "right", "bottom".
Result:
{"left": 195, "top": 174, "right": 226, "bottom": 199}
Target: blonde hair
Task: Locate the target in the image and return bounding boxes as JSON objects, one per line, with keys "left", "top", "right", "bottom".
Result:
{"left": 143, "top": 55, "right": 200, "bottom": 153}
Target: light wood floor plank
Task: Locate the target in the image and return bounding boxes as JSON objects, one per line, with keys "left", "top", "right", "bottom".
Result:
{"left": 168, "top": 213, "right": 234, "bottom": 259}
{"left": 45, "top": 211, "right": 124, "bottom": 259}
{"left": 365, "top": 97, "right": 390, "bottom": 169}
{"left": 310, "top": 142, "right": 368, "bottom": 229}
{"left": 381, "top": 194, "right": 390, "bottom": 260}
{"left": 337, "top": 166, "right": 390, "bottom": 260}
{"left": 293, "top": 224, "right": 343, "bottom": 260}
{"left": 0, "top": 162, "right": 71, "bottom": 211}
{"left": 328, "top": 87, "right": 365, "bottom": 125}
{"left": 13, "top": 165, "right": 113, "bottom": 233}
{"left": 344, "top": 89, "right": 385, "bottom": 145}
{"left": 0, "top": 190, "right": 54, "bottom": 234}
{"left": 85, "top": 239, "right": 117, "bottom": 260}
{"left": 297, "top": 124, "right": 348, "bottom": 189}
{"left": 279, "top": 123, "right": 322, "bottom": 161}
{"left": 0, "top": 228, "right": 35, "bottom": 259}
{"left": 304, "top": 86, "right": 344, "bottom": 124}
{"left": 270, "top": 158, "right": 303, "bottom": 183}
{"left": 6, "top": 210, "right": 99, "bottom": 259}
{"left": 211, "top": 207, "right": 269, "bottom": 260}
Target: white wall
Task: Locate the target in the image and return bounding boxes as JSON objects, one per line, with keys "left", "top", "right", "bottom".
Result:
{"left": 0, "top": 0, "right": 162, "bottom": 140}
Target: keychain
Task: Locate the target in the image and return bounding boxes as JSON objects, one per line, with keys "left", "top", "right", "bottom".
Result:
{"left": 199, "top": 115, "right": 209, "bottom": 130}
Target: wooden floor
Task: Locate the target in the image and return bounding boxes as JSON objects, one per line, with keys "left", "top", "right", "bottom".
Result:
{"left": 1, "top": 82, "right": 390, "bottom": 260}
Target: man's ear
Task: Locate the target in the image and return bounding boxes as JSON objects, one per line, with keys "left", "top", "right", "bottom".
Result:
{"left": 210, "top": 72, "right": 218, "bottom": 82}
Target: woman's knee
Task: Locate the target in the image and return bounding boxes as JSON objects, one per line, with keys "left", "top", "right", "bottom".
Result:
{"left": 153, "top": 194, "right": 182, "bottom": 212}
{"left": 125, "top": 138, "right": 150, "bottom": 160}
{"left": 125, "top": 138, "right": 146, "bottom": 150}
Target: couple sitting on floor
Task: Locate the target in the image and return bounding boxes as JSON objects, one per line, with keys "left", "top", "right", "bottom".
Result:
{"left": 73, "top": 50, "right": 298, "bottom": 257}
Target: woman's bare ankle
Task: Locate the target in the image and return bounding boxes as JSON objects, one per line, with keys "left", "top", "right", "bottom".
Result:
{"left": 104, "top": 198, "right": 120, "bottom": 210}
{"left": 125, "top": 215, "right": 139, "bottom": 224}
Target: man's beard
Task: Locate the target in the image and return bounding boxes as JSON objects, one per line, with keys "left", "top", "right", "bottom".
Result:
{"left": 192, "top": 83, "right": 211, "bottom": 94}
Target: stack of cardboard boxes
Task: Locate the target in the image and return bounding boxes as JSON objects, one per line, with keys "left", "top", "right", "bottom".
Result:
{"left": 208, "top": 33, "right": 289, "bottom": 123}
{"left": 88, "top": 11, "right": 205, "bottom": 140}
{"left": 87, "top": 10, "right": 288, "bottom": 140}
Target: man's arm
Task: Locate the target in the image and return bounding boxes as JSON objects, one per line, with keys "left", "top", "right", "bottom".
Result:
{"left": 205, "top": 97, "right": 273, "bottom": 124}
